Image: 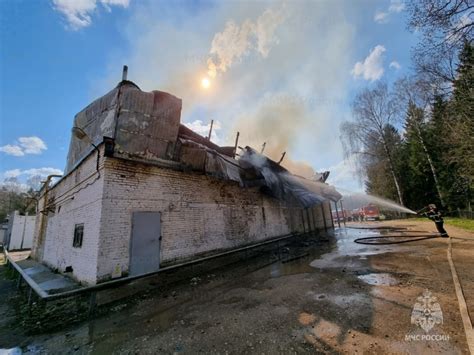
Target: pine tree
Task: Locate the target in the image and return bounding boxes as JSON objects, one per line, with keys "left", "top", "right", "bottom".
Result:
{"left": 445, "top": 41, "right": 474, "bottom": 210}
{"left": 402, "top": 103, "right": 440, "bottom": 209}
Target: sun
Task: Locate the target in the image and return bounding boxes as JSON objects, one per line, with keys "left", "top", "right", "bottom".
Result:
{"left": 201, "top": 77, "right": 210, "bottom": 89}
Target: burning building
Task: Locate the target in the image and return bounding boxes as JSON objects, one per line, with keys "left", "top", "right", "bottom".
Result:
{"left": 31, "top": 68, "right": 341, "bottom": 285}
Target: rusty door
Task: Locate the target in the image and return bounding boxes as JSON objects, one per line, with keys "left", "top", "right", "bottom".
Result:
{"left": 130, "top": 212, "right": 161, "bottom": 276}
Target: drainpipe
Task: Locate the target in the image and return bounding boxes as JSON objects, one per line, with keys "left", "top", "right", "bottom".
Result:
{"left": 334, "top": 201, "right": 341, "bottom": 228}
{"left": 340, "top": 199, "right": 346, "bottom": 227}
{"left": 330, "top": 202, "right": 335, "bottom": 229}
{"left": 20, "top": 213, "right": 27, "bottom": 250}
{"left": 36, "top": 174, "right": 62, "bottom": 260}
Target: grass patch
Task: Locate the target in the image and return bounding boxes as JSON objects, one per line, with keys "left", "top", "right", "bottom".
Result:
{"left": 407, "top": 217, "right": 474, "bottom": 231}
{"left": 444, "top": 218, "right": 474, "bottom": 232}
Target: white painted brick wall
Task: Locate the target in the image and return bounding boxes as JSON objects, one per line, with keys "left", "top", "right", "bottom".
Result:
{"left": 97, "top": 158, "right": 330, "bottom": 282}
{"left": 33, "top": 148, "right": 334, "bottom": 285}
{"left": 39, "top": 149, "right": 105, "bottom": 285}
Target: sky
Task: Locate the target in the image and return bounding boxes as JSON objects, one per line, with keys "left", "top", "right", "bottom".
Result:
{"left": 0, "top": 0, "right": 419, "bottom": 193}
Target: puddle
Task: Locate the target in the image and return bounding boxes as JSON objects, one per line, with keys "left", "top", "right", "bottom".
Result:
{"left": 309, "top": 228, "right": 417, "bottom": 269}
{"left": 357, "top": 273, "right": 399, "bottom": 286}
{"left": 269, "top": 258, "right": 314, "bottom": 278}
{"left": 307, "top": 291, "right": 369, "bottom": 307}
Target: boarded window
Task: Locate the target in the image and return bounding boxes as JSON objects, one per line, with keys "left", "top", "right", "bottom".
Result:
{"left": 73, "top": 224, "right": 84, "bottom": 248}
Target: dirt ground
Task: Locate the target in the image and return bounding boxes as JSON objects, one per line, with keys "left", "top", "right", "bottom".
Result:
{"left": 1, "top": 219, "right": 473, "bottom": 354}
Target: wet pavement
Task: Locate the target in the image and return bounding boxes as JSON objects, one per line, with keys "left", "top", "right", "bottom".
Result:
{"left": 1, "top": 221, "right": 473, "bottom": 354}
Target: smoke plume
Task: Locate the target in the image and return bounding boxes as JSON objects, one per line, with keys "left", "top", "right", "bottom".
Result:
{"left": 207, "top": 5, "right": 286, "bottom": 78}
{"left": 97, "top": 1, "right": 355, "bottom": 181}
{"left": 233, "top": 95, "right": 316, "bottom": 178}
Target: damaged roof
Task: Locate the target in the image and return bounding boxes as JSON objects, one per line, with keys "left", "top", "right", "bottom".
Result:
{"left": 64, "top": 79, "right": 341, "bottom": 207}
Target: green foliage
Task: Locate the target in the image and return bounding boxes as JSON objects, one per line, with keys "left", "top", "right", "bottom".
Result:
{"left": 0, "top": 187, "right": 36, "bottom": 222}
{"left": 347, "top": 42, "right": 473, "bottom": 213}
{"left": 364, "top": 124, "right": 402, "bottom": 202}
{"left": 444, "top": 218, "right": 474, "bottom": 232}
{"left": 399, "top": 103, "right": 439, "bottom": 209}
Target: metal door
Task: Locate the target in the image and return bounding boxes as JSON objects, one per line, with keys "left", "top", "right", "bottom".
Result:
{"left": 130, "top": 212, "right": 161, "bottom": 276}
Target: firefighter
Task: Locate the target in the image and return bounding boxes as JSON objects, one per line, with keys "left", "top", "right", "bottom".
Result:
{"left": 422, "top": 204, "right": 449, "bottom": 238}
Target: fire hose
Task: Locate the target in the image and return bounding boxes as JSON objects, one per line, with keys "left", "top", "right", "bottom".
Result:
{"left": 353, "top": 234, "right": 440, "bottom": 245}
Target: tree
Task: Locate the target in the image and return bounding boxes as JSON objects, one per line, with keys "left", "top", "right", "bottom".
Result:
{"left": 341, "top": 82, "right": 404, "bottom": 205}
{"left": 408, "top": 101, "right": 445, "bottom": 206}
{"left": 407, "top": 0, "right": 473, "bottom": 90}
{"left": 364, "top": 125, "right": 403, "bottom": 202}
{"left": 0, "top": 177, "right": 38, "bottom": 221}
{"left": 401, "top": 103, "right": 441, "bottom": 208}
{"left": 444, "top": 41, "right": 474, "bottom": 209}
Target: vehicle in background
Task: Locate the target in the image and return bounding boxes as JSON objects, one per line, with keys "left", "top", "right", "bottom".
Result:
{"left": 331, "top": 209, "right": 351, "bottom": 223}
{"left": 351, "top": 208, "right": 365, "bottom": 222}
{"left": 362, "top": 204, "right": 380, "bottom": 221}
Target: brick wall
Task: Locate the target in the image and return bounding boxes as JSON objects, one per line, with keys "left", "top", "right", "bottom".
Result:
{"left": 35, "top": 149, "right": 105, "bottom": 285}
{"left": 33, "top": 147, "right": 334, "bottom": 285}
{"left": 97, "top": 157, "right": 331, "bottom": 282}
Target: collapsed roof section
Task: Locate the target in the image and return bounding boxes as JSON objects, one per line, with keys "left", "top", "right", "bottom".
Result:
{"left": 65, "top": 79, "right": 341, "bottom": 207}
{"left": 237, "top": 147, "right": 342, "bottom": 207}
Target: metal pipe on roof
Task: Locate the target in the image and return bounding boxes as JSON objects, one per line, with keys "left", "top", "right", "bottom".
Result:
{"left": 278, "top": 151, "right": 286, "bottom": 164}
{"left": 207, "top": 119, "right": 214, "bottom": 140}
{"left": 122, "top": 65, "right": 128, "bottom": 81}
{"left": 233, "top": 132, "right": 240, "bottom": 158}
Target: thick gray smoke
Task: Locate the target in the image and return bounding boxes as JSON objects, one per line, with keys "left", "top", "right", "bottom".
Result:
{"left": 239, "top": 147, "right": 342, "bottom": 207}
{"left": 98, "top": 1, "right": 354, "bottom": 179}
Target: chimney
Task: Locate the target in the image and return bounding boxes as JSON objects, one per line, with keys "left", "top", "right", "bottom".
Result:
{"left": 122, "top": 65, "right": 128, "bottom": 81}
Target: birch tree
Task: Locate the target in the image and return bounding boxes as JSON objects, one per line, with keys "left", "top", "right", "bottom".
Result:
{"left": 341, "top": 82, "right": 405, "bottom": 206}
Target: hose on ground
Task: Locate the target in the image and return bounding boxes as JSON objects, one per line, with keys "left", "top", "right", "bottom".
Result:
{"left": 354, "top": 234, "right": 441, "bottom": 245}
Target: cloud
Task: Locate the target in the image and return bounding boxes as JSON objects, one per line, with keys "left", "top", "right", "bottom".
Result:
{"left": 351, "top": 45, "right": 386, "bottom": 81}
{"left": 183, "top": 119, "right": 222, "bottom": 144}
{"left": 1, "top": 167, "right": 63, "bottom": 192}
{"left": 374, "top": 0, "right": 405, "bottom": 24}
{"left": 18, "top": 137, "right": 47, "bottom": 154}
{"left": 388, "top": 0, "right": 405, "bottom": 13}
{"left": 3, "top": 167, "right": 63, "bottom": 179}
{"left": 0, "top": 136, "right": 47, "bottom": 156}
{"left": 374, "top": 11, "right": 389, "bottom": 24}
{"left": 323, "top": 156, "right": 363, "bottom": 193}
{"left": 24, "top": 168, "right": 63, "bottom": 177}
{"left": 0, "top": 145, "right": 24, "bottom": 157}
{"left": 389, "top": 61, "right": 401, "bottom": 70}
{"left": 4, "top": 169, "right": 22, "bottom": 178}
{"left": 3, "top": 167, "right": 62, "bottom": 181}
{"left": 446, "top": 14, "right": 474, "bottom": 44}
{"left": 207, "top": 5, "right": 287, "bottom": 78}
{"left": 52, "top": 0, "right": 130, "bottom": 30}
